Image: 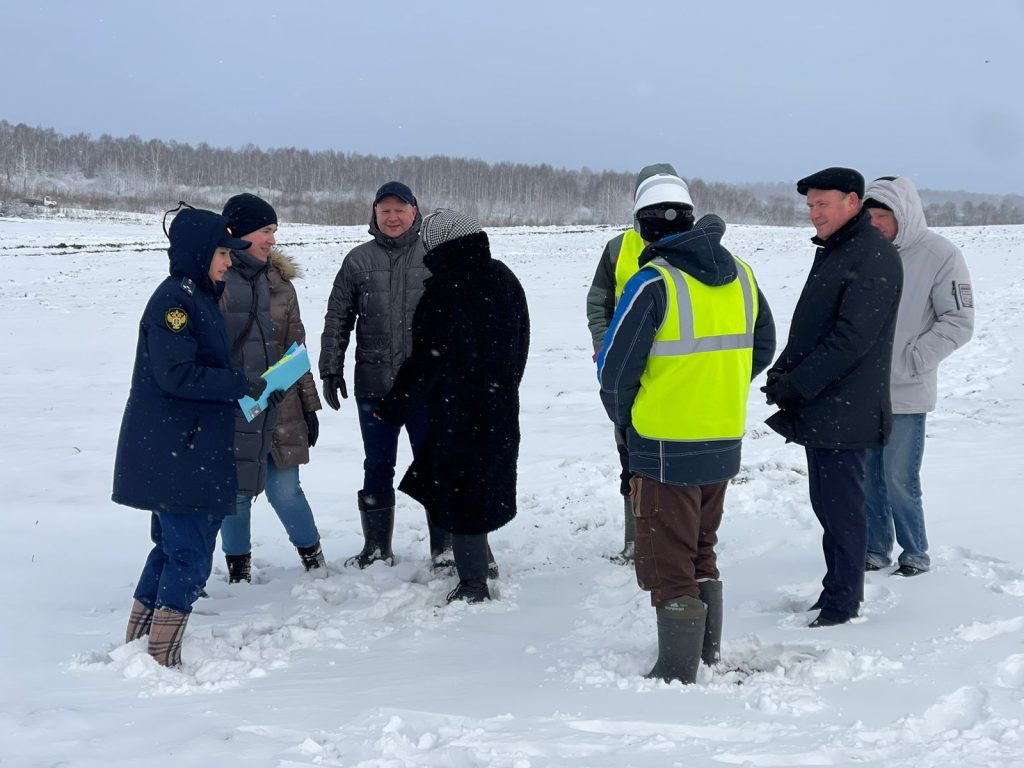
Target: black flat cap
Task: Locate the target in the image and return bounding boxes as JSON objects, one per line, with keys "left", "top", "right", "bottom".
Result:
{"left": 796, "top": 167, "right": 865, "bottom": 198}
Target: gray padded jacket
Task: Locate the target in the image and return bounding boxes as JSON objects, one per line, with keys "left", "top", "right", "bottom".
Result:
{"left": 319, "top": 210, "right": 428, "bottom": 398}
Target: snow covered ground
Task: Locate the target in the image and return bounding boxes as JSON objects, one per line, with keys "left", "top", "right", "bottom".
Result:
{"left": 2, "top": 211, "right": 1023, "bottom": 767}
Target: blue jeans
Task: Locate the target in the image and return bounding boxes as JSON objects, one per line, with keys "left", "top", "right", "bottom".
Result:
{"left": 134, "top": 511, "right": 220, "bottom": 614}
{"left": 865, "top": 413, "right": 929, "bottom": 571}
{"left": 220, "top": 454, "right": 320, "bottom": 556}
{"left": 356, "top": 397, "right": 429, "bottom": 493}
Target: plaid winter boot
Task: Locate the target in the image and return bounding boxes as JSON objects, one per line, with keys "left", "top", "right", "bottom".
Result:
{"left": 125, "top": 599, "right": 154, "bottom": 643}
{"left": 147, "top": 608, "right": 189, "bottom": 668}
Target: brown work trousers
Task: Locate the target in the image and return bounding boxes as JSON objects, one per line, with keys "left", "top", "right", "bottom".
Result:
{"left": 630, "top": 475, "right": 728, "bottom": 607}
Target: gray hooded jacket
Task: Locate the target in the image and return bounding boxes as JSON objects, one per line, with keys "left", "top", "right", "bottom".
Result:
{"left": 319, "top": 209, "right": 429, "bottom": 398}
{"left": 863, "top": 176, "right": 974, "bottom": 413}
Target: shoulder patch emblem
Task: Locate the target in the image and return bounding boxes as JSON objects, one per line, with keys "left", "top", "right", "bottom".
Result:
{"left": 165, "top": 308, "right": 189, "bottom": 332}
{"left": 957, "top": 283, "right": 973, "bottom": 309}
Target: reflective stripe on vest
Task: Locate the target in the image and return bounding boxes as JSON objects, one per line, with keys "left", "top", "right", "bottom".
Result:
{"left": 613, "top": 229, "right": 647, "bottom": 300}
{"left": 632, "top": 257, "right": 758, "bottom": 441}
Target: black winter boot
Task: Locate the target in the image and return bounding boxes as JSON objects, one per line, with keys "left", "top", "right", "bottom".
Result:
{"left": 226, "top": 553, "right": 252, "bottom": 584}
{"left": 345, "top": 490, "right": 395, "bottom": 569}
{"left": 608, "top": 496, "right": 636, "bottom": 565}
{"left": 646, "top": 596, "right": 707, "bottom": 684}
{"left": 297, "top": 541, "right": 327, "bottom": 574}
{"left": 449, "top": 533, "right": 491, "bottom": 603}
{"left": 698, "top": 579, "right": 723, "bottom": 665}
{"left": 430, "top": 527, "right": 455, "bottom": 573}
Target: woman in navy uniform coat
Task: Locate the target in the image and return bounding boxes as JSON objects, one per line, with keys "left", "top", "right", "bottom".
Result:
{"left": 113, "top": 206, "right": 260, "bottom": 667}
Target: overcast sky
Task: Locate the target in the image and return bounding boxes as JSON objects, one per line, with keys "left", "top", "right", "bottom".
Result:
{"left": 6, "top": 0, "right": 1023, "bottom": 195}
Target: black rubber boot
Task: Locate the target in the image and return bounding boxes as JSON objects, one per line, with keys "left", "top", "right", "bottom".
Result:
{"left": 646, "top": 596, "right": 707, "bottom": 684}
{"left": 345, "top": 490, "right": 395, "bottom": 569}
{"left": 698, "top": 579, "right": 723, "bottom": 665}
{"left": 226, "top": 553, "right": 252, "bottom": 584}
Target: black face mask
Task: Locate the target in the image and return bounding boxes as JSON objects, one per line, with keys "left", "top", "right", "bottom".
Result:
{"left": 635, "top": 204, "right": 694, "bottom": 242}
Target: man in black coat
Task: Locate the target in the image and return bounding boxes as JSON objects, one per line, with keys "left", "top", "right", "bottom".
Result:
{"left": 763, "top": 167, "right": 902, "bottom": 627}
{"left": 379, "top": 210, "right": 530, "bottom": 603}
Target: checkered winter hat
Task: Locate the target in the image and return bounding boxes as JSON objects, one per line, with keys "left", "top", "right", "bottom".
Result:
{"left": 421, "top": 209, "right": 483, "bottom": 252}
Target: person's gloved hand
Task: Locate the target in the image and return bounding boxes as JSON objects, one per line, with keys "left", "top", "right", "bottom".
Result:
{"left": 247, "top": 377, "right": 268, "bottom": 400}
{"left": 322, "top": 374, "right": 348, "bottom": 411}
{"left": 761, "top": 372, "right": 802, "bottom": 408}
{"left": 265, "top": 388, "right": 287, "bottom": 410}
{"left": 304, "top": 411, "right": 319, "bottom": 447}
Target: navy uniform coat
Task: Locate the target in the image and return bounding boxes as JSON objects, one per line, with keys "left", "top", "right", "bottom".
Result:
{"left": 379, "top": 231, "right": 530, "bottom": 535}
{"left": 112, "top": 213, "right": 249, "bottom": 515}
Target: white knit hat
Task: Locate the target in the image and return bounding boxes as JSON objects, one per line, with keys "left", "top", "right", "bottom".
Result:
{"left": 633, "top": 173, "right": 693, "bottom": 213}
{"left": 421, "top": 209, "right": 484, "bottom": 252}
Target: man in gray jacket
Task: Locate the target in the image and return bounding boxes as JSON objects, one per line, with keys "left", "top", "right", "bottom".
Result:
{"left": 862, "top": 176, "right": 975, "bottom": 577}
{"left": 320, "top": 181, "right": 449, "bottom": 569}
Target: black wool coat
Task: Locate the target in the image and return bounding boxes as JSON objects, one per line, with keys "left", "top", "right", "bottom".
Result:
{"left": 766, "top": 209, "right": 903, "bottom": 449}
{"left": 379, "top": 232, "right": 530, "bottom": 535}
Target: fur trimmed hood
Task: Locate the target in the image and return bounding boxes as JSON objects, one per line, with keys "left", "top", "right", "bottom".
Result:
{"left": 269, "top": 249, "right": 302, "bottom": 281}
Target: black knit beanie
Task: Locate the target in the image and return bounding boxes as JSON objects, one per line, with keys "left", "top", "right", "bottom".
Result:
{"left": 222, "top": 193, "right": 278, "bottom": 238}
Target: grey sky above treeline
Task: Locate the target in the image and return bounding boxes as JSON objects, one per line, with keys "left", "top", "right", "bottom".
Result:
{"left": 7, "top": 0, "right": 1023, "bottom": 195}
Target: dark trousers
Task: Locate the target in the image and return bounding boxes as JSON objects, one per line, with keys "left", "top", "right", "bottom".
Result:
{"left": 631, "top": 475, "right": 727, "bottom": 607}
{"left": 134, "top": 511, "right": 220, "bottom": 615}
{"left": 806, "top": 447, "right": 868, "bottom": 621}
{"left": 356, "top": 397, "right": 430, "bottom": 493}
{"left": 356, "top": 397, "right": 447, "bottom": 552}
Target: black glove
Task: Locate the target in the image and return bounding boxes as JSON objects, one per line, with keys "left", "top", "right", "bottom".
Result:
{"left": 304, "top": 411, "right": 319, "bottom": 447}
{"left": 322, "top": 374, "right": 348, "bottom": 411}
{"left": 265, "top": 388, "right": 287, "bottom": 410}
{"left": 247, "top": 377, "right": 268, "bottom": 400}
{"left": 761, "top": 372, "right": 802, "bottom": 408}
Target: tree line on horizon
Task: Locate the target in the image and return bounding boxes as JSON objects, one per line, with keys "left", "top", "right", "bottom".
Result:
{"left": 1, "top": 120, "right": 1022, "bottom": 227}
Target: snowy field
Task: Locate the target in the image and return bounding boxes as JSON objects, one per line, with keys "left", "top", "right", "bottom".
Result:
{"left": 2, "top": 211, "right": 1023, "bottom": 767}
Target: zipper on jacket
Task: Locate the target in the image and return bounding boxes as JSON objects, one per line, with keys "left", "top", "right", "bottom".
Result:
{"left": 951, "top": 280, "right": 961, "bottom": 311}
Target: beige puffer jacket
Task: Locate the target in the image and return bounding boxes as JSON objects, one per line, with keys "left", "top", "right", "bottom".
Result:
{"left": 268, "top": 250, "right": 322, "bottom": 468}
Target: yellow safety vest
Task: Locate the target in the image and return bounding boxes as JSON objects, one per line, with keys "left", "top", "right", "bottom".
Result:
{"left": 632, "top": 256, "right": 758, "bottom": 441}
{"left": 613, "top": 229, "right": 647, "bottom": 300}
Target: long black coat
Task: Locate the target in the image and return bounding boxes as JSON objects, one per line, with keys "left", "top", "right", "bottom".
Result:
{"left": 766, "top": 209, "right": 902, "bottom": 449}
{"left": 379, "top": 232, "right": 530, "bottom": 534}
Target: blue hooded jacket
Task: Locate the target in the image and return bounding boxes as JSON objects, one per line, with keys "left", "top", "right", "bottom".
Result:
{"left": 112, "top": 210, "right": 249, "bottom": 515}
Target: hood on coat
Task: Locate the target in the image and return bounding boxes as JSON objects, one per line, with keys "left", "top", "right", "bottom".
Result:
{"left": 863, "top": 176, "right": 929, "bottom": 251}
{"left": 167, "top": 208, "right": 249, "bottom": 294}
{"left": 639, "top": 214, "right": 737, "bottom": 287}
{"left": 269, "top": 249, "right": 301, "bottom": 281}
